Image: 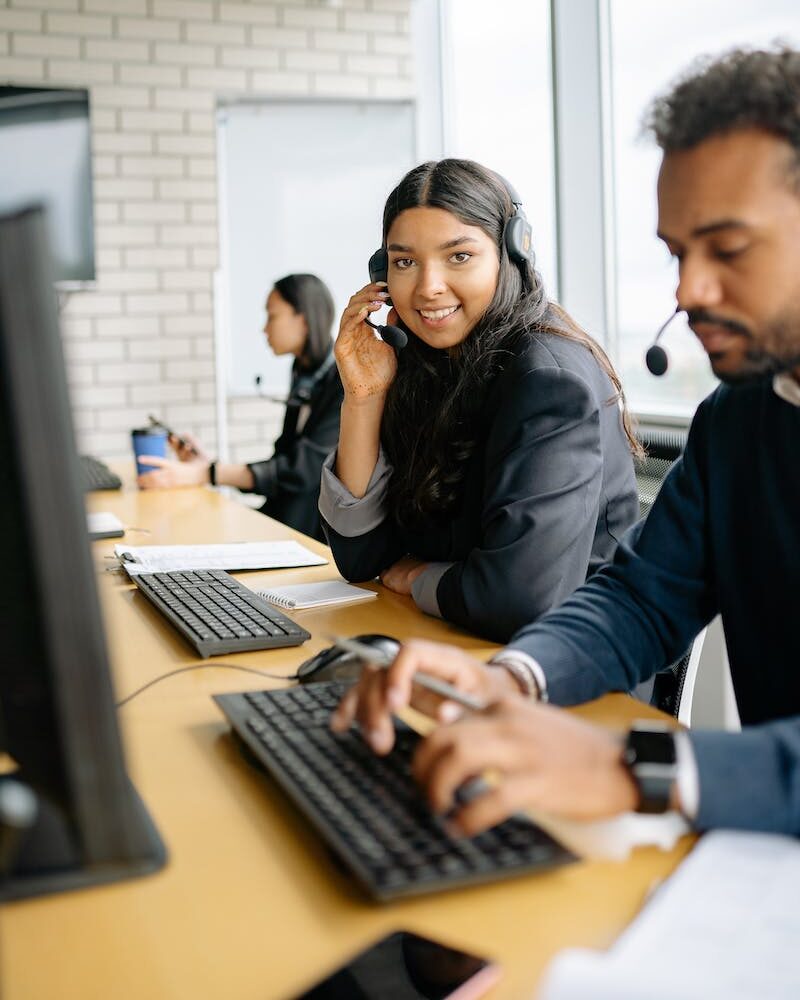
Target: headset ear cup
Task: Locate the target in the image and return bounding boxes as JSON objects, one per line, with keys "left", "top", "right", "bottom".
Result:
{"left": 504, "top": 213, "right": 533, "bottom": 266}
{"left": 368, "top": 246, "right": 392, "bottom": 305}
{"left": 368, "top": 247, "right": 389, "bottom": 284}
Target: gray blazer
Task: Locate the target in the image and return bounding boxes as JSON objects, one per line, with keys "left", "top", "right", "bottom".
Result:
{"left": 320, "top": 331, "right": 639, "bottom": 642}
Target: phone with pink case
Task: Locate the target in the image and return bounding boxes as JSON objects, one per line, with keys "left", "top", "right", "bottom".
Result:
{"left": 294, "top": 930, "right": 500, "bottom": 999}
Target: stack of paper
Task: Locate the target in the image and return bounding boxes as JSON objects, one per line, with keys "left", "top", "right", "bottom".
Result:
{"left": 538, "top": 830, "right": 800, "bottom": 1000}
{"left": 115, "top": 540, "right": 327, "bottom": 575}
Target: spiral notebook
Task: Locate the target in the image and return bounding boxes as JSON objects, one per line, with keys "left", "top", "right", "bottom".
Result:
{"left": 255, "top": 580, "right": 376, "bottom": 610}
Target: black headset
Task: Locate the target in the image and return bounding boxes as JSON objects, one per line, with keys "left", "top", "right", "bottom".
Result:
{"left": 365, "top": 247, "right": 408, "bottom": 350}
{"left": 645, "top": 307, "right": 685, "bottom": 377}
{"left": 254, "top": 350, "right": 336, "bottom": 404}
{"left": 366, "top": 173, "right": 533, "bottom": 351}
{"left": 498, "top": 176, "right": 533, "bottom": 268}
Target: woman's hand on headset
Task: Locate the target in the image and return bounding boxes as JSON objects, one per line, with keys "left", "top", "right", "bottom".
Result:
{"left": 335, "top": 283, "right": 398, "bottom": 403}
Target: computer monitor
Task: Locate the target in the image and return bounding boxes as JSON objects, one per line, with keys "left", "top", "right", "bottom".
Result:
{"left": 0, "top": 205, "right": 166, "bottom": 900}
{"left": 0, "top": 87, "right": 96, "bottom": 284}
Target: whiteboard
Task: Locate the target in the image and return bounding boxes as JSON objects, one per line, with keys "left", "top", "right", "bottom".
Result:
{"left": 217, "top": 100, "right": 416, "bottom": 397}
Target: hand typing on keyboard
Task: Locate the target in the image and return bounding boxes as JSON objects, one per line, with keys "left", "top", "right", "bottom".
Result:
{"left": 331, "top": 638, "right": 643, "bottom": 839}
{"left": 410, "top": 696, "right": 639, "bottom": 837}
{"left": 330, "top": 639, "right": 520, "bottom": 755}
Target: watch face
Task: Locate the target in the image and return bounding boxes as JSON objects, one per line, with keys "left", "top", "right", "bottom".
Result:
{"left": 631, "top": 730, "right": 676, "bottom": 765}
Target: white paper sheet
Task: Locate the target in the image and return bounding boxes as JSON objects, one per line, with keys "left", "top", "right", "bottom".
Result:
{"left": 538, "top": 830, "right": 800, "bottom": 1000}
{"left": 115, "top": 540, "right": 327, "bottom": 575}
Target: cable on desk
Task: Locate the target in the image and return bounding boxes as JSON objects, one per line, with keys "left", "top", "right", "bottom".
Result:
{"left": 116, "top": 663, "right": 300, "bottom": 708}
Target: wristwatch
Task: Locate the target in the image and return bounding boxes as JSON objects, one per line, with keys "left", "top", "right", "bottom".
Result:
{"left": 623, "top": 721, "right": 678, "bottom": 814}
{"left": 208, "top": 460, "right": 217, "bottom": 486}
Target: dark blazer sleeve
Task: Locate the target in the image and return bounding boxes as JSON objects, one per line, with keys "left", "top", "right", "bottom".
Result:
{"left": 248, "top": 380, "right": 342, "bottom": 501}
{"left": 505, "top": 392, "right": 719, "bottom": 704}
{"left": 323, "top": 519, "right": 407, "bottom": 583}
{"left": 436, "top": 366, "right": 608, "bottom": 642}
{"left": 321, "top": 459, "right": 407, "bottom": 583}
{"left": 688, "top": 721, "right": 800, "bottom": 834}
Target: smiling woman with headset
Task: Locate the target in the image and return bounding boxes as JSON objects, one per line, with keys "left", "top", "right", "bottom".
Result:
{"left": 138, "top": 273, "right": 343, "bottom": 540}
{"left": 319, "top": 159, "right": 641, "bottom": 642}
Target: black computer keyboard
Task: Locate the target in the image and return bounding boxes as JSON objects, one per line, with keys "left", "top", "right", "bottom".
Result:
{"left": 133, "top": 569, "right": 310, "bottom": 657}
{"left": 78, "top": 454, "right": 122, "bottom": 491}
{"left": 214, "top": 682, "right": 575, "bottom": 901}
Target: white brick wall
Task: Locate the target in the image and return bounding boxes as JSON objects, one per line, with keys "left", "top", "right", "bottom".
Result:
{"left": 0, "top": 0, "right": 413, "bottom": 461}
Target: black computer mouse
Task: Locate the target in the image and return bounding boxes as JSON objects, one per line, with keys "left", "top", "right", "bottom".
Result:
{"left": 296, "top": 634, "right": 400, "bottom": 685}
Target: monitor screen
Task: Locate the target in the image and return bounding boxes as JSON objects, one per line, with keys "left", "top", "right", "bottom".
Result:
{"left": 0, "top": 205, "right": 165, "bottom": 900}
{"left": 0, "top": 87, "right": 95, "bottom": 284}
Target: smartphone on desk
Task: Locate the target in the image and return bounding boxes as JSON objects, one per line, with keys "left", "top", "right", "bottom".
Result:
{"left": 294, "top": 930, "right": 500, "bottom": 1000}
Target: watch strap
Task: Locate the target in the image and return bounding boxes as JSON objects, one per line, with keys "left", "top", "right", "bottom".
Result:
{"left": 634, "top": 767, "right": 675, "bottom": 814}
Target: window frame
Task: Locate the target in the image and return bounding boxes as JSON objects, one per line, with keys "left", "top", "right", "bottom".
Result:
{"left": 433, "top": 0, "right": 702, "bottom": 426}
{"left": 551, "top": 0, "right": 696, "bottom": 427}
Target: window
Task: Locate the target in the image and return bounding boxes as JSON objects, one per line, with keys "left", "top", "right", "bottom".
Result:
{"left": 435, "top": 0, "right": 800, "bottom": 421}
{"left": 440, "top": 0, "right": 557, "bottom": 292}
{"left": 608, "top": 0, "right": 800, "bottom": 417}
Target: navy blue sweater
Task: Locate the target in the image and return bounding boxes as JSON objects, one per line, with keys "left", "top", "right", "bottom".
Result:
{"left": 509, "top": 379, "right": 800, "bottom": 833}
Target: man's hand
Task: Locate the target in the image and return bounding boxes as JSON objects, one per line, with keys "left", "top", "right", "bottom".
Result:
{"left": 330, "top": 639, "right": 519, "bottom": 754}
{"left": 379, "top": 556, "right": 429, "bottom": 595}
{"left": 413, "top": 697, "right": 639, "bottom": 834}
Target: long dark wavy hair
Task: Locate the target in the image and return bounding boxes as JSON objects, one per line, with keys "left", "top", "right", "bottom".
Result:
{"left": 380, "top": 159, "right": 640, "bottom": 528}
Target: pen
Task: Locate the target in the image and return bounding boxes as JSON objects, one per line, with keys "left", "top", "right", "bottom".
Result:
{"left": 324, "top": 634, "right": 486, "bottom": 713}
{"left": 325, "top": 635, "right": 533, "bottom": 825}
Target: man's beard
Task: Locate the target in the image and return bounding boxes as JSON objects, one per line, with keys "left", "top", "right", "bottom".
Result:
{"left": 689, "top": 307, "right": 800, "bottom": 385}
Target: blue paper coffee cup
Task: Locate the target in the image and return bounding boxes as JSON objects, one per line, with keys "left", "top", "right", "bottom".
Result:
{"left": 132, "top": 426, "right": 168, "bottom": 478}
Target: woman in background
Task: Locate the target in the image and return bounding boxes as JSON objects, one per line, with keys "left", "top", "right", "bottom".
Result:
{"left": 139, "top": 273, "right": 342, "bottom": 541}
{"left": 320, "top": 159, "right": 640, "bottom": 642}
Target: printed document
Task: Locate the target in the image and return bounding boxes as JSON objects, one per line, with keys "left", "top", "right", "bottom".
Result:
{"left": 115, "top": 540, "right": 327, "bottom": 575}
{"left": 538, "top": 830, "right": 800, "bottom": 1000}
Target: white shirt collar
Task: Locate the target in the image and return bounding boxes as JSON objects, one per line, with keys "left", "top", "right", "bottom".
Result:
{"left": 773, "top": 372, "right": 800, "bottom": 407}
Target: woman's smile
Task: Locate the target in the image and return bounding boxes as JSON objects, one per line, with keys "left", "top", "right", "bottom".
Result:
{"left": 417, "top": 304, "right": 462, "bottom": 327}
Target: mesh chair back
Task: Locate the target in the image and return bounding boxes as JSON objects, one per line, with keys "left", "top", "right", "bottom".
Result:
{"left": 635, "top": 427, "right": 687, "bottom": 519}
{"left": 634, "top": 426, "right": 692, "bottom": 718}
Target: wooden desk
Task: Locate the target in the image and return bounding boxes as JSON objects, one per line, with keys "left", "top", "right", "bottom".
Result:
{"left": 1, "top": 484, "right": 693, "bottom": 1000}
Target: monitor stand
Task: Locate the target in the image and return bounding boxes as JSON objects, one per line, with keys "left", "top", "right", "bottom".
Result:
{"left": 0, "top": 774, "right": 167, "bottom": 902}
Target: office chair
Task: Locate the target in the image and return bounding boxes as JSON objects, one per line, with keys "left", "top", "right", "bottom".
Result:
{"left": 633, "top": 426, "right": 706, "bottom": 722}
{"left": 634, "top": 426, "right": 687, "bottom": 520}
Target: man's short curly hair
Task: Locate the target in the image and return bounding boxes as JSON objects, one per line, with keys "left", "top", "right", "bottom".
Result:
{"left": 644, "top": 45, "right": 800, "bottom": 180}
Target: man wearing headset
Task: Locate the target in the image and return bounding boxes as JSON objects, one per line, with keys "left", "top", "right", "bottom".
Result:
{"left": 333, "top": 46, "right": 800, "bottom": 836}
